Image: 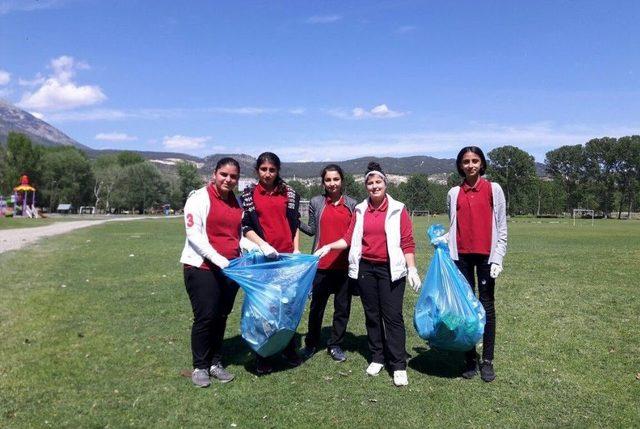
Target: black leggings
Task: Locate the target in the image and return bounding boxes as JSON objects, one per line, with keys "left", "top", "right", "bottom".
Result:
{"left": 454, "top": 254, "right": 496, "bottom": 361}
{"left": 184, "top": 266, "right": 239, "bottom": 369}
{"left": 305, "top": 269, "right": 352, "bottom": 349}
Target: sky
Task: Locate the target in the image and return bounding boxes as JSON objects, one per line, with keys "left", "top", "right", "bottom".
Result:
{"left": 1, "top": 0, "right": 639, "bottom": 162}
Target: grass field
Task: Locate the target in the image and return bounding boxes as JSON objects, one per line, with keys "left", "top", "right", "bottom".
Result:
{"left": 1, "top": 216, "right": 639, "bottom": 427}
{"left": 0, "top": 217, "right": 62, "bottom": 230}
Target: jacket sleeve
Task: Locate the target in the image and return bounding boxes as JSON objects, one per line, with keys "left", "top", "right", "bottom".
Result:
{"left": 299, "top": 197, "right": 316, "bottom": 236}
{"left": 492, "top": 183, "right": 508, "bottom": 263}
{"left": 240, "top": 192, "right": 256, "bottom": 235}
{"left": 183, "top": 193, "right": 222, "bottom": 262}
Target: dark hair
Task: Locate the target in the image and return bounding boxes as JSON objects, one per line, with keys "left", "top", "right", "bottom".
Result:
{"left": 255, "top": 151, "right": 282, "bottom": 185}
{"left": 214, "top": 157, "right": 240, "bottom": 173}
{"left": 456, "top": 146, "right": 487, "bottom": 177}
{"left": 364, "top": 161, "right": 385, "bottom": 183}
{"left": 255, "top": 152, "right": 281, "bottom": 171}
{"left": 321, "top": 164, "right": 345, "bottom": 195}
{"left": 321, "top": 164, "right": 344, "bottom": 180}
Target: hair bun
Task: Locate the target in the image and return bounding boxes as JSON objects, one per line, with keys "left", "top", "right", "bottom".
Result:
{"left": 366, "top": 161, "right": 383, "bottom": 174}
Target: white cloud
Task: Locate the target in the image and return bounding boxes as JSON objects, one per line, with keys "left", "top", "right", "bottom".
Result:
{"left": 328, "top": 104, "right": 407, "bottom": 119}
{"left": 163, "top": 135, "right": 211, "bottom": 150}
{"left": 18, "top": 74, "right": 46, "bottom": 87}
{"left": 17, "top": 55, "right": 106, "bottom": 111}
{"left": 395, "top": 25, "right": 417, "bottom": 34}
{"left": 272, "top": 122, "right": 640, "bottom": 162}
{"left": 30, "top": 111, "right": 44, "bottom": 120}
{"left": 46, "top": 106, "right": 297, "bottom": 122}
{"left": 207, "top": 107, "right": 278, "bottom": 115}
{"left": 306, "top": 15, "right": 342, "bottom": 24}
{"left": 0, "top": 0, "right": 68, "bottom": 15}
{"left": 0, "top": 70, "right": 10, "bottom": 85}
{"left": 95, "top": 132, "right": 138, "bottom": 142}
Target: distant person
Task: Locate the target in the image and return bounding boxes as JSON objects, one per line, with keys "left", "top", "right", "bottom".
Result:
{"left": 180, "top": 157, "right": 243, "bottom": 388}
{"left": 441, "top": 146, "right": 508, "bottom": 382}
{"left": 299, "top": 164, "right": 357, "bottom": 362}
{"left": 315, "top": 162, "right": 421, "bottom": 386}
{"left": 240, "top": 151, "right": 303, "bottom": 374}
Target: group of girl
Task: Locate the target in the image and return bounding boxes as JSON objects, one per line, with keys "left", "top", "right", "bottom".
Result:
{"left": 179, "top": 146, "right": 507, "bottom": 388}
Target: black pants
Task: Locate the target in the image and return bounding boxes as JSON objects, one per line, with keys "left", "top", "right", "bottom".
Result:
{"left": 455, "top": 253, "right": 496, "bottom": 362}
{"left": 358, "top": 260, "right": 407, "bottom": 371}
{"left": 184, "top": 266, "right": 239, "bottom": 369}
{"left": 305, "top": 269, "right": 352, "bottom": 350}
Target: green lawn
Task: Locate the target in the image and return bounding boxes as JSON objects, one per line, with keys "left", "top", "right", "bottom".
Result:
{"left": 0, "top": 217, "right": 62, "bottom": 229}
{"left": 0, "top": 217, "right": 638, "bottom": 427}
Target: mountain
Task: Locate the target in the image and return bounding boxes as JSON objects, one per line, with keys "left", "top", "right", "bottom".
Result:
{"left": 0, "top": 99, "right": 91, "bottom": 150}
{"left": 0, "top": 99, "right": 547, "bottom": 178}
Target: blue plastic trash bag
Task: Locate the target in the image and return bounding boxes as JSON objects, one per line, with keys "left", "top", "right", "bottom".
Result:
{"left": 223, "top": 252, "right": 319, "bottom": 357}
{"left": 413, "top": 224, "right": 486, "bottom": 351}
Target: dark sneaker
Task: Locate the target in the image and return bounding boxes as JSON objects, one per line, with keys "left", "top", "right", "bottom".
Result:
{"left": 480, "top": 360, "right": 496, "bottom": 382}
{"left": 191, "top": 368, "right": 211, "bottom": 388}
{"left": 256, "top": 359, "right": 273, "bottom": 375}
{"left": 301, "top": 346, "right": 317, "bottom": 360}
{"left": 328, "top": 346, "right": 347, "bottom": 362}
{"left": 282, "top": 349, "right": 303, "bottom": 367}
{"left": 209, "top": 363, "right": 235, "bottom": 383}
{"left": 462, "top": 357, "right": 478, "bottom": 379}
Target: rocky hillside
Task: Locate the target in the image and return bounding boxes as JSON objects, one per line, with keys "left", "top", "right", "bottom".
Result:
{"left": 0, "top": 99, "right": 91, "bottom": 150}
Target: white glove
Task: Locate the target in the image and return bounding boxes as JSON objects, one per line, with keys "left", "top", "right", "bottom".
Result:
{"left": 259, "top": 242, "right": 279, "bottom": 259}
{"left": 209, "top": 253, "right": 230, "bottom": 269}
{"left": 239, "top": 237, "right": 260, "bottom": 253}
{"left": 407, "top": 267, "right": 422, "bottom": 292}
{"left": 430, "top": 233, "right": 449, "bottom": 246}
{"left": 313, "top": 245, "right": 331, "bottom": 258}
{"left": 490, "top": 263, "right": 503, "bottom": 279}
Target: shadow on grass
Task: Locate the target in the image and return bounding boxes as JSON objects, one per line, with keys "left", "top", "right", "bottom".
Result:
{"left": 408, "top": 346, "right": 466, "bottom": 378}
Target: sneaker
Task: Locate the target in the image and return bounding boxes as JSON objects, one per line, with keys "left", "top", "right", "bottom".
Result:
{"left": 301, "top": 346, "right": 317, "bottom": 360}
{"left": 366, "top": 362, "right": 384, "bottom": 376}
{"left": 393, "top": 370, "right": 408, "bottom": 387}
{"left": 327, "top": 346, "right": 347, "bottom": 362}
{"left": 480, "top": 360, "right": 496, "bottom": 382}
{"left": 282, "top": 349, "right": 303, "bottom": 367}
{"left": 191, "top": 368, "right": 211, "bottom": 388}
{"left": 209, "top": 363, "right": 235, "bottom": 383}
{"left": 462, "top": 357, "right": 478, "bottom": 379}
{"left": 256, "top": 359, "right": 273, "bottom": 375}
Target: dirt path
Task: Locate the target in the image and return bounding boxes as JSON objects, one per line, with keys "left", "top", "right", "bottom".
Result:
{"left": 0, "top": 217, "right": 174, "bottom": 255}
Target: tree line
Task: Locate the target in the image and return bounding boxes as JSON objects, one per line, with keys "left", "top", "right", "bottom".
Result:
{"left": 1, "top": 132, "right": 638, "bottom": 217}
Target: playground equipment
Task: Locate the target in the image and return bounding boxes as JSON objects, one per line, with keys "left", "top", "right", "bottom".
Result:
{"left": 13, "top": 175, "right": 39, "bottom": 218}
{"left": 0, "top": 196, "right": 8, "bottom": 216}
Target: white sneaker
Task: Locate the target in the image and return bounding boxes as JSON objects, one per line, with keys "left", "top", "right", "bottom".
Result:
{"left": 393, "top": 370, "right": 408, "bottom": 386}
{"left": 366, "top": 362, "right": 384, "bottom": 376}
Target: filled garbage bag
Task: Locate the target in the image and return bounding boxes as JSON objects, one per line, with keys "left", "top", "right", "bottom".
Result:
{"left": 413, "top": 224, "right": 486, "bottom": 351}
{"left": 223, "top": 252, "right": 319, "bottom": 357}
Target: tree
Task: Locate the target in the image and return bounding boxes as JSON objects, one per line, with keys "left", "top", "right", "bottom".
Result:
{"left": 545, "top": 145, "right": 586, "bottom": 212}
{"left": 176, "top": 161, "right": 204, "bottom": 204}
{"left": 584, "top": 137, "right": 619, "bottom": 217}
{"left": 615, "top": 135, "right": 640, "bottom": 218}
{"left": 114, "top": 162, "right": 167, "bottom": 213}
{"left": 116, "top": 151, "right": 146, "bottom": 167}
{"left": 343, "top": 174, "right": 367, "bottom": 201}
{"left": 40, "top": 146, "right": 94, "bottom": 210}
{"left": 2, "top": 133, "right": 43, "bottom": 194}
{"left": 401, "top": 174, "right": 432, "bottom": 211}
{"left": 487, "top": 146, "right": 536, "bottom": 215}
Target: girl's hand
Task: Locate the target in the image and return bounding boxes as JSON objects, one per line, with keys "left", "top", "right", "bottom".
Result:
{"left": 407, "top": 267, "right": 421, "bottom": 292}
{"left": 314, "top": 245, "right": 331, "bottom": 258}
{"left": 259, "top": 242, "right": 279, "bottom": 259}
{"left": 490, "top": 263, "right": 503, "bottom": 279}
